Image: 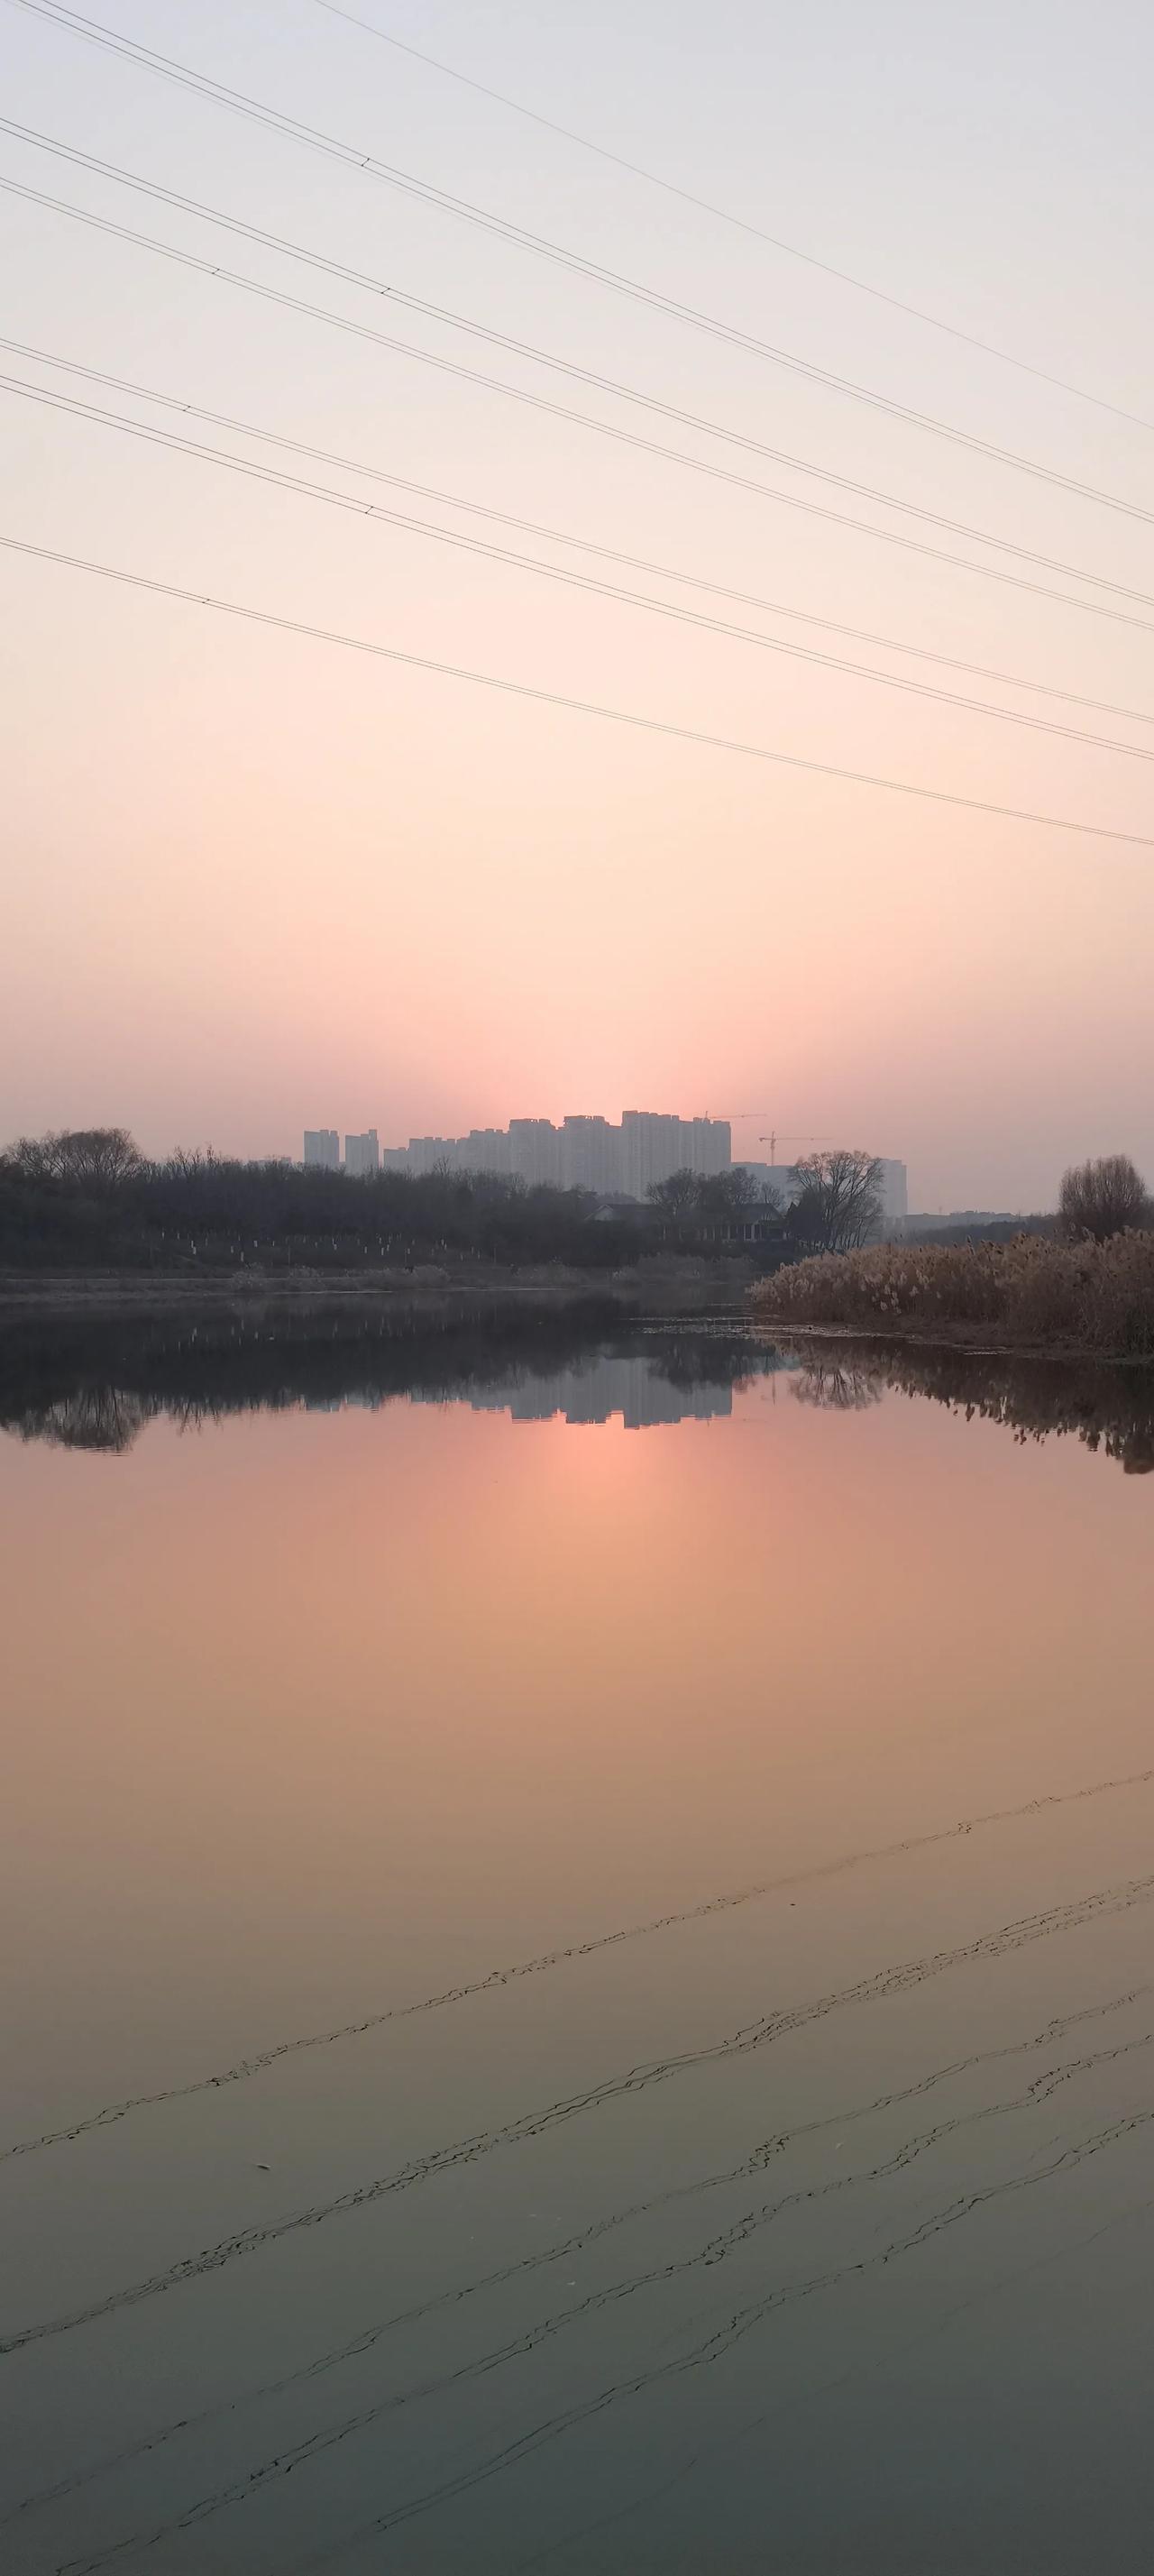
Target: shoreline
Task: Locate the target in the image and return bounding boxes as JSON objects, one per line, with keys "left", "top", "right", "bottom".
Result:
{"left": 5, "top": 1276, "right": 1151, "bottom": 1369}
{"left": 748, "top": 1232, "right": 1154, "bottom": 1371}
{"left": 750, "top": 1316, "right": 1154, "bottom": 1369}
{"left": 0, "top": 1262, "right": 759, "bottom": 1318}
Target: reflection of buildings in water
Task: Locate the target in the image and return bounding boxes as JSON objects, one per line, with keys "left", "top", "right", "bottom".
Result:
{"left": 305, "top": 1389, "right": 393, "bottom": 1415}
{"left": 8, "top": 1327, "right": 1151, "bottom": 1464}
{"left": 309, "top": 1369, "right": 733, "bottom": 1427}
{"left": 462, "top": 1358, "right": 734, "bottom": 1429}
{"left": 325, "top": 1348, "right": 788, "bottom": 1427}
{"left": 2, "top": 1318, "right": 781, "bottom": 1452}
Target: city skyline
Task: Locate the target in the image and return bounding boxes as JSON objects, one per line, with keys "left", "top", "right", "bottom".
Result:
{"left": 381, "top": 1109, "right": 730, "bottom": 1196}
{"left": 301, "top": 1110, "right": 909, "bottom": 1220}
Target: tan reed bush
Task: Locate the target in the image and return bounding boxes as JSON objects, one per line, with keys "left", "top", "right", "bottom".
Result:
{"left": 753, "top": 1231, "right": 1154, "bottom": 1357}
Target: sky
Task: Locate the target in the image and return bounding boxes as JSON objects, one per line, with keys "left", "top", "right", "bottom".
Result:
{"left": 2, "top": 0, "right": 1151, "bottom": 1210}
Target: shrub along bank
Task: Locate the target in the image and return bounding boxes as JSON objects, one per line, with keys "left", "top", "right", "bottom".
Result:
{"left": 752, "top": 1232, "right": 1154, "bottom": 1360}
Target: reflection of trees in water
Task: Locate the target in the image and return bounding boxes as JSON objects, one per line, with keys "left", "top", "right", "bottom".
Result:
{"left": 788, "top": 1359, "right": 883, "bottom": 1412}
{"left": 25, "top": 1389, "right": 155, "bottom": 1453}
{"left": 28, "top": 1389, "right": 302, "bottom": 1450}
{"left": 0, "top": 1306, "right": 783, "bottom": 1453}
{"left": 16, "top": 1313, "right": 1149, "bottom": 1468}
{"left": 787, "top": 1338, "right": 1154, "bottom": 1472}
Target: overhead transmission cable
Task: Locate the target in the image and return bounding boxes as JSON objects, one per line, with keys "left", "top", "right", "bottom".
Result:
{"left": 9, "top": 125, "right": 1154, "bottom": 565}
{"left": 9, "top": 370, "right": 1149, "bottom": 763}
{"left": 313, "top": 0, "right": 1153, "bottom": 441}
{"left": 9, "top": 332, "right": 1150, "bottom": 735}
{"left": 4, "top": 534, "right": 1149, "bottom": 847}
{"left": 6, "top": 0, "right": 1151, "bottom": 523}
{"left": 7, "top": 178, "right": 1154, "bottom": 643}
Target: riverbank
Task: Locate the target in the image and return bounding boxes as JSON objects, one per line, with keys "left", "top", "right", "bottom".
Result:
{"left": 750, "top": 1233, "right": 1154, "bottom": 1362}
{"left": 0, "top": 1254, "right": 762, "bottom": 1317}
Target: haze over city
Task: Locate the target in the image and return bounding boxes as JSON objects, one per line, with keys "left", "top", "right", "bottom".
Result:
{"left": 4, "top": 1, "right": 1152, "bottom": 1211}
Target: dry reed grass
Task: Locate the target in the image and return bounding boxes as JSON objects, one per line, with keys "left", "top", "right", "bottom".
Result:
{"left": 753, "top": 1232, "right": 1154, "bottom": 1359}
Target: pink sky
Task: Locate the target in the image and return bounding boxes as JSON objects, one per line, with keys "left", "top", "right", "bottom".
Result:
{"left": 3, "top": 0, "right": 1152, "bottom": 1209}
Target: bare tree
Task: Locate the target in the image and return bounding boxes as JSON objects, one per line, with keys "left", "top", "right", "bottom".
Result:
{"left": 165, "top": 1146, "right": 212, "bottom": 1181}
{"left": 57, "top": 1128, "right": 142, "bottom": 1186}
{"left": 1059, "top": 1154, "right": 1149, "bottom": 1242}
{"left": 647, "top": 1168, "right": 701, "bottom": 1215}
{"left": 788, "top": 1149, "right": 884, "bottom": 1253}
{"left": 1, "top": 1127, "right": 142, "bottom": 1186}
{"left": 696, "top": 1167, "right": 765, "bottom": 1215}
{"left": 721, "top": 1164, "right": 766, "bottom": 1210}
{"left": 0, "top": 1134, "right": 50, "bottom": 1179}
{"left": 648, "top": 1166, "right": 785, "bottom": 1222}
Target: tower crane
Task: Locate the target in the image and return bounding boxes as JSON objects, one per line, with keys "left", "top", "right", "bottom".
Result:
{"left": 757, "top": 1132, "right": 835, "bottom": 1164}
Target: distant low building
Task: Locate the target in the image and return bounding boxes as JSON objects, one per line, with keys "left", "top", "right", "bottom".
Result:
{"left": 905, "top": 1209, "right": 1016, "bottom": 1234}
{"left": 905, "top": 1211, "right": 1045, "bottom": 1243}
{"left": 303, "top": 1128, "right": 340, "bottom": 1170}
{"left": 344, "top": 1128, "right": 380, "bottom": 1178}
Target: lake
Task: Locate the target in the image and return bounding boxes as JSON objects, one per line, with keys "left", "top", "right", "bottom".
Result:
{"left": 3, "top": 1305, "right": 1154, "bottom": 2572}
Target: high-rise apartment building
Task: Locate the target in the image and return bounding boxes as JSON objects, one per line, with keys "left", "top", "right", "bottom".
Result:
{"left": 508, "top": 1119, "right": 560, "bottom": 1187}
{"left": 382, "top": 1113, "right": 731, "bottom": 1197}
{"left": 344, "top": 1128, "right": 380, "bottom": 1178}
{"left": 559, "top": 1115, "right": 619, "bottom": 1192}
{"left": 619, "top": 1112, "right": 728, "bottom": 1198}
{"left": 876, "top": 1160, "right": 908, "bottom": 1234}
{"left": 303, "top": 1129, "right": 340, "bottom": 1170}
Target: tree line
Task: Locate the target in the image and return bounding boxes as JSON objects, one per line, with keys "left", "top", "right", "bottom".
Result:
{"left": 0, "top": 1130, "right": 896, "bottom": 1272}
{"left": 0, "top": 1131, "right": 637, "bottom": 1270}
{"left": 3, "top": 1133, "right": 1144, "bottom": 1275}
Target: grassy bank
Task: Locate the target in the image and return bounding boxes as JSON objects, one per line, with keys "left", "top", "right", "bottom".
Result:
{"left": 0, "top": 1252, "right": 762, "bottom": 1316}
{"left": 751, "top": 1233, "right": 1154, "bottom": 1360}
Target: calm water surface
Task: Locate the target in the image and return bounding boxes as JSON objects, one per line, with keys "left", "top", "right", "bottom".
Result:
{"left": 3, "top": 1308, "right": 1154, "bottom": 2572}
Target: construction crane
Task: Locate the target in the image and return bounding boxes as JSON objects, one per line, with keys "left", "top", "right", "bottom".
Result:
{"left": 715, "top": 1117, "right": 842, "bottom": 1168}
{"left": 757, "top": 1132, "right": 835, "bottom": 1164}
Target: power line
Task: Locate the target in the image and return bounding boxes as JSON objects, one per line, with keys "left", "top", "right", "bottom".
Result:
{"left": 10, "top": 330, "right": 1150, "bottom": 732}
{"left": 9, "top": 124, "right": 1154, "bottom": 574}
{"left": 314, "top": 0, "right": 1154, "bottom": 442}
{"left": 31, "top": 362, "right": 1154, "bottom": 771}
{"left": 8, "top": 179, "right": 1154, "bottom": 642}
{"left": 8, "top": 0, "right": 1151, "bottom": 524}
{"left": 4, "top": 533, "right": 1149, "bottom": 846}
{"left": 8, "top": 371, "right": 1150, "bottom": 765}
